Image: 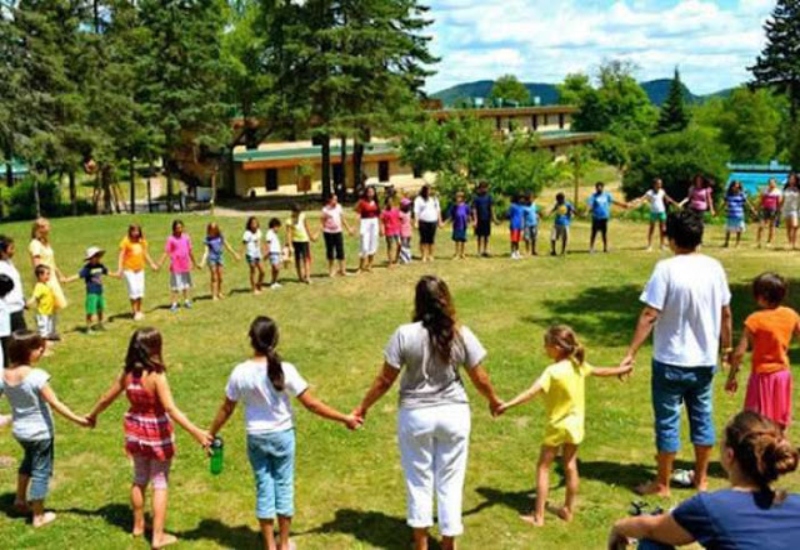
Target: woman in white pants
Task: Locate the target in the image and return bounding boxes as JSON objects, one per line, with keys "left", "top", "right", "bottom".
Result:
{"left": 354, "top": 276, "right": 503, "bottom": 550}
{"left": 356, "top": 186, "right": 381, "bottom": 272}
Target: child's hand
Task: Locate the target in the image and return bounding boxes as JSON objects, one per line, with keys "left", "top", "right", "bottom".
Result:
{"left": 194, "top": 429, "right": 213, "bottom": 447}
{"left": 618, "top": 364, "right": 634, "bottom": 381}
{"left": 344, "top": 414, "right": 363, "bottom": 431}
{"left": 150, "top": 262, "right": 160, "bottom": 271}
{"left": 491, "top": 401, "right": 506, "bottom": 417}
{"left": 85, "top": 415, "right": 97, "bottom": 428}
{"left": 77, "top": 416, "right": 92, "bottom": 428}
{"left": 725, "top": 377, "right": 739, "bottom": 395}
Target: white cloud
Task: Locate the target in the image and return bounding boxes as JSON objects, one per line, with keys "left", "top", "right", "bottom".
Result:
{"left": 425, "top": 0, "right": 775, "bottom": 95}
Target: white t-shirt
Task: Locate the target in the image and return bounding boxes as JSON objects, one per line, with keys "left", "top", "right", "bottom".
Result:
{"left": 0, "top": 299, "right": 10, "bottom": 338}
{"left": 242, "top": 229, "right": 263, "bottom": 258}
{"left": 225, "top": 359, "right": 309, "bottom": 434}
{"left": 414, "top": 196, "right": 441, "bottom": 223}
{"left": 0, "top": 260, "right": 24, "bottom": 313}
{"left": 321, "top": 204, "right": 344, "bottom": 233}
{"left": 265, "top": 229, "right": 281, "bottom": 254}
{"left": 783, "top": 188, "right": 800, "bottom": 213}
{"left": 646, "top": 189, "right": 666, "bottom": 214}
{"left": 640, "top": 254, "right": 731, "bottom": 367}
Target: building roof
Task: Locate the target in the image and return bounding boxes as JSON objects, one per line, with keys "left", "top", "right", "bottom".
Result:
{"left": 429, "top": 105, "right": 578, "bottom": 120}
{"left": 1, "top": 159, "right": 29, "bottom": 176}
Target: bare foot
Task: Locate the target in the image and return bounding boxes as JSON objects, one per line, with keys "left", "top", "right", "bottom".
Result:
{"left": 548, "top": 504, "right": 573, "bottom": 522}
{"left": 253, "top": 289, "right": 262, "bottom": 295}
{"left": 635, "top": 480, "right": 671, "bottom": 497}
{"left": 152, "top": 533, "right": 178, "bottom": 549}
{"left": 33, "top": 511, "right": 57, "bottom": 528}
{"left": 519, "top": 513, "right": 544, "bottom": 527}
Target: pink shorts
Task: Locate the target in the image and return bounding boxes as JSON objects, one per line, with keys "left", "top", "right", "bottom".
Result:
{"left": 744, "top": 369, "right": 793, "bottom": 428}
{"left": 132, "top": 455, "right": 171, "bottom": 489}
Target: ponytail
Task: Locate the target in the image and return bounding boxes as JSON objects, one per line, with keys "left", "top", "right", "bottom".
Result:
{"left": 544, "top": 325, "right": 585, "bottom": 367}
{"left": 249, "top": 316, "right": 285, "bottom": 392}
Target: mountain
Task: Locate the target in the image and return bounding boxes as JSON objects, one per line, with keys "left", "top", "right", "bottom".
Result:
{"left": 431, "top": 79, "right": 736, "bottom": 107}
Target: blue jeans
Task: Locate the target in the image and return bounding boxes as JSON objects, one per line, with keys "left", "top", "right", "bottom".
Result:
{"left": 18, "top": 438, "right": 54, "bottom": 501}
{"left": 247, "top": 429, "right": 295, "bottom": 519}
{"left": 638, "top": 540, "right": 674, "bottom": 550}
{"left": 652, "top": 360, "right": 716, "bottom": 453}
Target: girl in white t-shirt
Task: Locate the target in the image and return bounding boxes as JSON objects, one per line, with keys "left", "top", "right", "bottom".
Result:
{"left": 630, "top": 178, "right": 679, "bottom": 251}
{"left": 208, "top": 317, "right": 360, "bottom": 550}
{"left": 242, "top": 217, "right": 266, "bottom": 294}
{"left": 782, "top": 173, "right": 800, "bottom": 250}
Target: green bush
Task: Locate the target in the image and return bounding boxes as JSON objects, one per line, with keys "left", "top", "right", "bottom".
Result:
{"left": 3, "top": 177, "right": 95, "bottom": 220}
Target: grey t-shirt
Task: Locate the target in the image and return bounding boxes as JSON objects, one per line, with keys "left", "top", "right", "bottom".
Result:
{"left": 384, "top": 322, "right": 487, "bottom": 409}
{"left": 4, "top": 368, "right": 53, "bottom": 441}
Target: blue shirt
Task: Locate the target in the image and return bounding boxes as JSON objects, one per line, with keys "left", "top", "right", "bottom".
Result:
{"left": 205, "top": 236, "right": 225, "bottom": 263}
{"left": 472, "top": 193, "right": 493, "bottom": 222}
{"left": 726, "top": 192, "right": 747, "bottom": 220}
{"left": 450, "top": 203, "right": 471, "bottom": 232}
{"left": 587, "top": 191, "right": 613, "bottom": 220}
{"left": 79, "top": 263, "right": 108, "bottom": 295}
{"left": 523, "top": 204, "right": 539, "bottom": 227}
{"left": 553, "top": 202, "right": 575, "bottom": 227}
{"left": 508, "top": 203, "right": 525, "bottom": 230}
{"left": 673, "top": 489, "right": 800, "bottom": 550}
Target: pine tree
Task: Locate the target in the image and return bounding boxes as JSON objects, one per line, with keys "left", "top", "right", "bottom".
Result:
{"left": 750, "top": 0, "right": 800, "bottom": 122}
{"left": 656, "top": 68, "right": 691, "bottom": 134}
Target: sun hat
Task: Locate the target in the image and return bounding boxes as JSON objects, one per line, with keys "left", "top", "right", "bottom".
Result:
{"left": 84, "top": 246, "right": 104, "bottom": 261}
{"left": 400, "top": 197, "right": 412, "bottom": 207}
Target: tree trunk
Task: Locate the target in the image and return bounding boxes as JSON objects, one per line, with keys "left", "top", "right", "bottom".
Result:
{"left": 69, "top": 171, "right": 77, "bottom": 216}
{"left": 339, "top": 135, "right": 346, "bottom": 201}
{"left": 320, "top": 134, "right": 331, "bottom": 200}
{"left": 33, "top": 175, "right": 41, "bottom": 218}
{"left": 166, "top": 164, "right": 174, "bottom": 213}
{"left": 129, "top": 156, "right": 136, "bottom": 214}
{"left": 211, "top": 166, "right": 217, "bottom": 217}
{"left": 102, "top": 165, "right": 113, "bottom": 214}
{"left": 353, "top": 138, "right": 364, "bottom": 199}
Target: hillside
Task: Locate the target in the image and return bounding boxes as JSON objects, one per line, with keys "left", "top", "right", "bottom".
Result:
{"left": 431, "top": 79, "right": 735, "bottom": 107}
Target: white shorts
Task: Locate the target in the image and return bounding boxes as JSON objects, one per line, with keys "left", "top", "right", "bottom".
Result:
{"left": 124, "top": 270, "right": 145, "bottom": 299}
{"left": 783, "top": 209, "right": 799, "bottom": 226}
{"left": 170, "top": 272, "right": 192, "bottom": 291}
{"left": 36, "top": 314, "right": 55, "bottom": 339}
{"left": 360, "top": 218, "right": 380, "bottom": 257}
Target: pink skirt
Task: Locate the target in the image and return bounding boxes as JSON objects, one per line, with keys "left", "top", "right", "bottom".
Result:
{"left": 744, "top": 369, "right": 793, "bottom": 428}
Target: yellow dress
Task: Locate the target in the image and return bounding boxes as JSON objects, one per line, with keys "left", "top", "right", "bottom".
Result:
{"left": 537, "top": 359, "right": 593, "bottom": 447}
{"left": 28, "top": 239, "right": 67, "bottom": 310}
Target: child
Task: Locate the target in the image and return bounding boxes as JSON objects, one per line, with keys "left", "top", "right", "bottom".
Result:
{"left": 523, "top": 193, "right": 540, "bottom": 256}
{"left": 508, "top": 194, "right": 525, "bottom": 259}
{"left": 242, "top": 217, "right": 266, "bottom": 294}
{"left": 472, "top": 181, "right": 496, "bottom": 257}
{"left": 630, "top": 178, "right": 679, "bottom": 251}
{"left": 63, "top": 247, "right": 120, "bottom": 333}
{"left": 757, "top": 179, "right": 782, "bottom": 248}
{"left": 118, "top": 224, "right": 158, "bottom": 321}
{"left": 399, "top": 197, "right": 414, "bottom": 264}
{"left": 158, "top": 220, "right": 200, "bottom": 312}
{"left": 86, "top": 328, "right": 210, "bottom": 549}
{"left": 28, "top": 266, "right": 57, "bottom": 346}
{"left": 496, "top": 325, "right": 631, "bottom": 526}
{"left": 286, "top": 204, "right": 315, "bottom": 284}
{"left": 4, "top": 330, "right": 90, "bottom": 527}
{"left": 449, "top": 191, "right": 471, "bottom": 260}
{"left": 0, "top": 235, "right": 27, "bottom": 334}
{"left": 207, "top": 316, "right": 360, "bottom": 550}
{"left": 726, "top": 273, "right": 800, "bottom": 431}
{"left": 380, "top": 196, "right": 402, "bottom": 267}
{"left": 201, "top": 222, "right": 240, "bottom": 301}
{"left": 723, "top": 181, "right": 754, "bottom": 248}
{"left": 549, "top": 192, "right": 575, "bottom": 256}
{"left": 320, "top": 194, "right": 354, "bottom": 277}
{"left": 266, "top": 218, "right": 283, "bottom": 289}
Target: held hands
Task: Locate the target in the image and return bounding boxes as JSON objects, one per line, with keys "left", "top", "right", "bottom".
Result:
{"left": 193, "top": 429, "right": 213, "bottom": 447}
{"left": 84, "top": 414, "right": 97, "bottom": 428}
{"left": 491, "top": 400, "right": 507, "bottom": 418}
{"left": 725, "top": 375, "right": 739, "bottom": 395}
{"left": 343, "top": 414, "right": 363, "bottom": 431}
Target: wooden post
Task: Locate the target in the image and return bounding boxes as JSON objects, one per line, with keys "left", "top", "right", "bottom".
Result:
{"left": 211, "top": 167, "right": 217, "bottom": 217}
{"left": 129, "top": 156, "right": 136, "bottom": 214}
{"left": 68, "top": 171, "right": 77, "bottom": 216}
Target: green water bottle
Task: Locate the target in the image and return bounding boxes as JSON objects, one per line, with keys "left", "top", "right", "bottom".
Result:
{"left": 210, "top": 436, "right": 224, "bottom": 475}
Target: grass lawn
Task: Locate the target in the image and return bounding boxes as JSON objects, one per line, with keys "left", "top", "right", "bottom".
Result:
{"left": 0, "top": 211, "right": 798, "bottom": 549}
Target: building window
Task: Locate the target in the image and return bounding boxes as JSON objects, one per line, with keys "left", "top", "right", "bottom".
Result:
{"left": 265, "top": 168, "right": 278, "bottom": 191}
{"left": 559, "top": 113, "right": 565, "bottom": 129}
{"left": 413, "top": 165, "right": 423, "bottom": 178}
{"left": 378, "top": 161, "right": 390, "bottom": 183}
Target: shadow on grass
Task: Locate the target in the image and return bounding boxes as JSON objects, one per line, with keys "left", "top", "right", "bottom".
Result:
{"left": 177, "top": 518, "right": 262, "bottom": 548}
{"left": 463, "top": 486, "right": 535, "bottom": 517}
{"left": 295, "top": 508, "right": 431, "bottom": 549}
{"left": 0, "top": 492, "right": 28, "bottom": 521}
{"left": 56, "top": 503, "right": 132, "bottom": 532}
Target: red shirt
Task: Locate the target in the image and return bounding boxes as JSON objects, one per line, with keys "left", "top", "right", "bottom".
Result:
{"left": 381, "top": 208, "right": 402, "bottom": 236}
{"left": 356, "top": 199, "right": 380, "bottom": 219}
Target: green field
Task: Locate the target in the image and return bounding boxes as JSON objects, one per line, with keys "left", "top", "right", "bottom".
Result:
{"left": 0, "top": 212, "right": 798, "bottom": 549}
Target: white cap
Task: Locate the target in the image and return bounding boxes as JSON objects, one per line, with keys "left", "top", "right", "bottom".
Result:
{"left": 84, "top": 246, "right": 104, "bottom": 261}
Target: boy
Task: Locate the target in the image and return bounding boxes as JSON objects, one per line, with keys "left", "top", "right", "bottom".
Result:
{"left": 471, "top": 181, "right": 497, "bottom": 257}
{"left": 28, "top": 265, "right": 56, "bottom": 346}
{"left": 266, "top": 218, "right": 283, "bottom": 289}
{"left": 523, "top": 193, "right": 541, "bottom": 256}
{"left": 449, "top": 191, "right": 471, "bottom": 260}
{"left": 550, "top": 192, "right": 575, "bottom": 256}
{"left": 64, "top": 247, "right": 119, "bottom": 333}
{"left": 508, "top": 195, "right": 525, "bottom": 260}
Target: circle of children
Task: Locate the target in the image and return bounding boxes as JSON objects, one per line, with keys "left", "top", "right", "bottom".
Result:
{"left": 0, "top": 177, "right": 799, "bottom": 549}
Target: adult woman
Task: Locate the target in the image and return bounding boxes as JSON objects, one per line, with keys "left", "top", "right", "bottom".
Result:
{"left": 781, "top": 173, "right": 800, "bottom": 249}
{"left": 356, "top": 186, "right": 380, "bottom": 273}
{"left": 684, "top": 175, "right": 715, "bottom": 219}
{"left": 414, "top": 186, "right": 443, "bottom": 262}
{"left": 28, "top": 218, "right": 67, "bottom": 327}
{"left": 353, "top": 276, "right": 503, "bottom": 550}
{"left": 608, "top": 411, "right": 800, "bottom": 550}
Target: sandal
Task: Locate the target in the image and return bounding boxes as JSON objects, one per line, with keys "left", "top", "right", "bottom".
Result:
{"left": 671, "top": 469, "right": 694, "bottom": 488}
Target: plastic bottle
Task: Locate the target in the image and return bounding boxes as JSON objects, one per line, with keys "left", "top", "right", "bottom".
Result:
{"left": 210, "top": 436, "right": 224, "bottom": 475}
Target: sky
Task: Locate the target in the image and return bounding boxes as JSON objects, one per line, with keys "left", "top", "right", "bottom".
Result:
{"left": 425, "top": 0, "right": 776, "bottom": 95}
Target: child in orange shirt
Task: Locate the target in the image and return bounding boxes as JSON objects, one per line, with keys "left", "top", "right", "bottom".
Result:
{"left": 118, "top": 225, "right": 158, "bottom": 321}
{"left": 727, "top": 272, "right": 800, "bottom": 430}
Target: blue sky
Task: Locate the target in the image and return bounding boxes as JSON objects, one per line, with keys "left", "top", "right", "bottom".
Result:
{"left": 425, "top": 0, "right": 776, "bottom": 94}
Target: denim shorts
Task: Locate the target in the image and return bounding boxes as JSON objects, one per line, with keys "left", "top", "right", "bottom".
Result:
{"left": 18, "top": 437, "right": 54, "bottom": 501}
{"left": 651, "top": 360, "right": 716, "bottom": 453}
{"left": 247, "top": 429, "right": 296, "bottom": 519}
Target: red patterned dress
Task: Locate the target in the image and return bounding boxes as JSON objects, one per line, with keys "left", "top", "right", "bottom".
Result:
{"left": 124, "top": 372, "right": 174, "bottom": 460}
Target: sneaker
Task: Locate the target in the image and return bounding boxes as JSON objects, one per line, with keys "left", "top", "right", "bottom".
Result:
{"left": 184, "top": 300, "right": 193, "bottom": 309}
{"left": 133, "top": 312, "right": 145, "bottom": 321}
{"left": 170, "top": 303, "right": 179, "bottom": 313}
{"left": 271, "top": 283, "right": 282, "bottom": 290}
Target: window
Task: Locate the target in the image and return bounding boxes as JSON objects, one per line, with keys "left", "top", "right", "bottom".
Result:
{"left": 378, "top": 161, "right": 390, "bottom": 183}
{"left": 559, "top": 113, "right": 565, "bottom": 129}
{"left": 265, "top": 168, "right": 278, "bottom": 191}
{"left": 413, "top": 165, "right": 423, "bottom": 178}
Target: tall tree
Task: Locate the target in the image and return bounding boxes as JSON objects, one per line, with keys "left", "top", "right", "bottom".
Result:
{"left": 750, "top": 0, "right": 800, "bottom": 122}
{"left": 716, "top": 88, "right": 782, "bottom": 163}
{"left": 557, "top": 73, "right": 592, "bottom": 105}
{"left": 656, "top": 68, "right": 690, "bottom": 134}
{"left": 488, "top": 74, "right": 530, "bottom": 106}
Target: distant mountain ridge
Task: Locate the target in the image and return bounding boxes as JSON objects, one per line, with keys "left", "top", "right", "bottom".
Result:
{"left": 431, "top": 79, "right": 734, "bottom": 107}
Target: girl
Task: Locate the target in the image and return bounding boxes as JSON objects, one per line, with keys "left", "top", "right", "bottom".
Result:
{"left": 118, "top": 225, "right": 158, "bottom": 321}
{"left": 414, "top": 185, "right": 443, "bottom": 262}
{"left": 726, "top": 273, "right": 800, "bottom": 431}
{"left": 86, "top": 328, "right": 210, "bottom": 549}
{"left": 782, "top": 173, "right": 800, "bottom": 249}
{"left": 496, "top": 325, "right": 631, "bottom": 526}
{"left": 449, "top": 191, "right": 471, "bottom": 260}
{"left": 723, "top": 181, "right": 754, "bottom": 248}
{"left": 380, "top": 196, "right": 402, "bottom": 267}
{"left": 158, "top": 220, "right": 200, "bottom": 312}
{"left": 757, "top": 178, "right": 782, "bottom": 248}
{"left": 631, "top": 178, "right": 678, "bottom": 251}
{"left": 4, "top": 330, "right": 90, "bottom": 527}
{"left": 28, "top": 218, "right": 67, "bottom": 332}
{"left": 201, "top": 222, "right": 240, "bottom": 301}
{"left": 286, "top": 205, "right": 315, "bottom": 284}
{"left": 208, "top": 316, "right": 360, "bottom": 550}
{"left": 243, "top": 217, "right": 266, "bottom": 294}
{"left": 398, "top": 197, "right": 414, "bottom": 264}
{"left": 356, "top": 187, "right": 380, "bottom": 272}
{"left": 266, "top": 218, "right": 283, "bottom": 289}
{"left": 683, "top": 174, "right": 715, "bottom": 219}
{"left": 320, "top": 194, "right": 354, "bottom": 277}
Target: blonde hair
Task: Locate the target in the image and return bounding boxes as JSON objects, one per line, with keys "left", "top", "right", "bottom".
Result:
{"left": 544, "top": 325, "right": 585, "bottom": 366}
{"left": 30, "top": 217, "right": 50, "bottom": 243}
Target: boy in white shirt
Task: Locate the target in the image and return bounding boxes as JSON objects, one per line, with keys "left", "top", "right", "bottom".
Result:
{"left": 265, "top": 218, "right": 283, "bottom": 289}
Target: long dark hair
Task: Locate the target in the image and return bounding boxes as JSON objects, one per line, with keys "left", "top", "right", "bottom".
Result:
{"left": 125, "top": 328, "right": 166, "bottom": 374}
{"left": 413, "top": 276, "right": 461, "bottom": 363}
{"left": 249, "top": 316, "right": 284, "bottom": 392}
{"left": 8, "top": 330, "right": 44, "bottom": 366}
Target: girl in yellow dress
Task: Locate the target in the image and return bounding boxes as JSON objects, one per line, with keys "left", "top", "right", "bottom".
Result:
{"left": 28, "top": 219, "right": 67, "bottom": 335}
